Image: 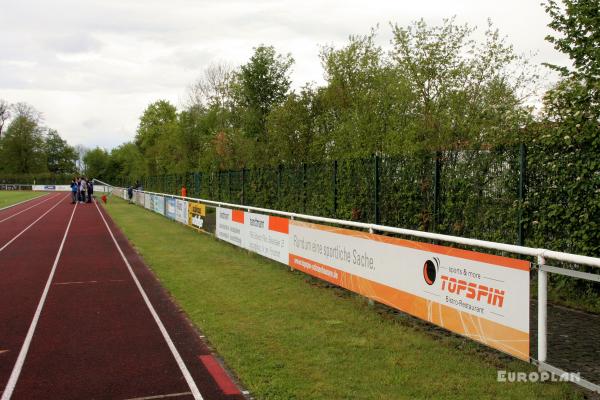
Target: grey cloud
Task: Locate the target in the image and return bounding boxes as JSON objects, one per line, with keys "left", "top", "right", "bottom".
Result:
{"left": 45, "top": 33, "right": 102, "bottom": 54}
{"left": 82, "top": 118, "right": 101, "bottom": 129}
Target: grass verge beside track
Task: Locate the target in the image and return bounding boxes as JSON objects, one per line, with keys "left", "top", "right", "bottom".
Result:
{"left": 104, "top": 198, "right": 583, "bottom": 400}
{"left": 0, "top": 191, "right": 45, "bottom": 209}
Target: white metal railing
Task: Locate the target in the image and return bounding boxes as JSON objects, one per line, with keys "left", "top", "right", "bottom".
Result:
{"left": 128, "top": 188, "right": 600, "bottom": 269}
{"left": 96, "top": 179, "right": 600, "bottom": 393}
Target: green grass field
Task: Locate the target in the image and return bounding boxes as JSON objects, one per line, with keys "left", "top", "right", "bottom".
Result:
{"left": 0, "top": 191, "right": 45, "bottom": 209}
{"left": 104, "top": 198, "right": 583, "bottom": 400}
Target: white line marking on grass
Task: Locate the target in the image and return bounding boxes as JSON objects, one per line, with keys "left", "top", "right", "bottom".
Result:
{"left": 93, "top": 200, "right": 204, "bottom": 400}
{"left": 123, "top": 392, "right": 193, "bottom": 400}
{"left": 0, "top": 194, "right": 68, "bottom": 254}
{"left": 0, "top": 194, "right": 59, "bottom": 224}
{"left": 1, "top": 202, "right": 77, "bottom": 400}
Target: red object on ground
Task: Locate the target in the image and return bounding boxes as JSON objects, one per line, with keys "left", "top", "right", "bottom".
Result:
{"left": 198, "top": 355, "right": 241, "bottom": 395}
{"left": 0, "top": 196, "right": 244, "bottom": 400}
{"left": 101, "top": 194, "right": 107, "bottom": 204}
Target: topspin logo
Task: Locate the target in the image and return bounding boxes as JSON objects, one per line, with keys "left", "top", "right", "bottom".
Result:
{"left": 423, "top": 257, "right": 440, "bottom": 285}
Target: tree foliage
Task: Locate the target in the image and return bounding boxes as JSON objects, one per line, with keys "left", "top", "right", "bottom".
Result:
{"left": 94, "top": 20, "right": 538, "bottom": 178}
{"left": 45, "top": 129, "right": 77, "bottom": 174}
{"left": 0, "top": 100, "right": 10, "bottom": 139}
{"left": 83, "top": 147, "right": 110, "bottom": 179}
{"left": 134, "top": 100, "right": 180, "bottom": 175}
{"left": 0, "top": 101, "right": 77, "bottom": 177}
{"left": 0, "top": 111, "right": 47, "bottom": 174}
{"left": 527, "top": 0, "right": 600, "bottom": 258}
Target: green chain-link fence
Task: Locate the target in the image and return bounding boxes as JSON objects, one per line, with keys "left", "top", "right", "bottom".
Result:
{"left": 130, "top": 147, "right": 528, "bottom": 245}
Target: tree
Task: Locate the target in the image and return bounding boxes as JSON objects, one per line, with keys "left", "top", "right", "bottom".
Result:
{"left": 318, "top": 30, "right": 413, "bottom": 159}
{"left": 0, "top": 111, "right": 46, "bottom": 174}
{"left": 389, "top": 18, "right": 534, "bottom": 151}
{"left": 544, "top": 0, "right": 600, "bottom": 84}
{"left": 44, "top": 129, "right": 77, "bottom": 174}
{"left": 83, "top": 147, "right": 110, "bottom": 179}
{"left": 232, "top": 45, "right": 294, "bottom": 165}
{"left": 267, "top": 85, "right": 325, "bottom": 164}
{"left": 134, "top": 100, "right": 179, "bottom": 174}
{"left": 526, "top": 0, "right": 600, "bottom": 257}
{"left": 186, "top": 63, "right": 235, "bottom": 110}
{"left": 106, "top": 142, "right": 146, "bottom": 182}
{"left": 0, "top": 99, "right": 10, "bottom": 139}
{"left": 11, "top": 102, "right": 43, "bottom": 123}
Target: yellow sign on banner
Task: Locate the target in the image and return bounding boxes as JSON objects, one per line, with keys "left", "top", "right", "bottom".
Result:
{"left": 188, "top": 202, "right": 206, "bottom": 230}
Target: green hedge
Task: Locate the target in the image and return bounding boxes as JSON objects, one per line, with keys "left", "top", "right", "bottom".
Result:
{"left": 108, "top": 145, "right": 600, "bottom": 259}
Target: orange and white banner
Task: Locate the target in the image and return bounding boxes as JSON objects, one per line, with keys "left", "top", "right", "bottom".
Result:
{"left": 217, "top": 207, "right": 290, "bottom": 263}
{"left": 245, "top": 212, "right": 289, "bottom": 264}
{"left": 216, "top": 207, "right": 246, "bottom": 247}
{"left": 288, "top": 221, "right": 530, "bottom": 360}
{"left": 214, "top": 207, "right": 530, "bottom": 360}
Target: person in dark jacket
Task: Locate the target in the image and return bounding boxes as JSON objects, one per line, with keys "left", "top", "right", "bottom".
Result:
{"left": 87, "top": 179, "right": 94, "bottom": 203}
{"left": 70, "top": 178, "right": 78, "bottom": 204}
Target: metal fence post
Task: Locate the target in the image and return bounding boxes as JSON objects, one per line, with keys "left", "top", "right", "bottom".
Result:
{"left": 218, "top": 171, "right": 221, "bottom": 201}
{"left": 302, "top": 163, "right": 307, "bottom": 213}
{"left": 241, "top": 168, "right": 246, "bottom": 205}
{"left": 538, "top": 254, "right": 547, "bottom": 364}
{"left": 433, "top": 152, "right": 441, "bottom": 232}
{"left": 228, "top": 170, "right": 232, "bottom": 202}
{"left": 518, "top": 143, "right": 527, "bottom": 246}
{"left": 277, "top": 165, "right": 282, "bottom": 207}
{"left": 374, "top": 155, "right": 381, "bottom": 225}
{"left": 333, "top": 160, "right": 338, "bottom": 218}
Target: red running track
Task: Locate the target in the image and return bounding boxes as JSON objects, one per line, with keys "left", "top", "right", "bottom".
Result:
{"left": 0, "top": 195, "right": 245, "bottom": 400}
{"left": 0, "top": 193, "right": 63, "bottom": 246}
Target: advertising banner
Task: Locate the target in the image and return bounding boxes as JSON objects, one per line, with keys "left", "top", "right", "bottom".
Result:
{"left": 0, "top": 184, "right": 18, "bottom": 190}
{"left": 175, "top": 199, "right": 189, "bottom": 224}
{"left": 165, "top": 197, "right": 176, "bottom": 219}
{"left": 33, "top": 185, "right": 71, "bottom": 191}
{"left": 245, "top": 212, "right": 289, "bottom": 264}
{"left": 188, "top": 203, "right": 206, "bottom": 230}
{"left": 135, "top": 192, "right": 144, "bottom": 206}
{"left": 144, "top": 193, "right": 152, "bottom": 210}
{"left": 287, "top": 220, "right": 530, "bottom": 360}
{"left": 216, "top": 207, "right": 245, "bottom": 247}
{"left": 153, "top": 195, "right": 165, "bottom": 215}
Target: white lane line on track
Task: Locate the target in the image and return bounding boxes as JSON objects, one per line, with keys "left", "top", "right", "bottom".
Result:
{"left": 0, "top": 202, "right": 78, "bottom": 400}
{"left": 0, "top": 194, "right": 59, "bottom": 224}
{"left": 93, "top": 200, "right": 204, "bottom": 400}
{"left": 53, "top": 279, "right": 125, "bottom": 285}
{"left": 124, "top": 392, "right": 193, "bottom": 400}
{"left": 0, "top": 193, "right": 50, "bottom": 213}
{"left": 0, "top": 194, "right": 68, "bottom": 254}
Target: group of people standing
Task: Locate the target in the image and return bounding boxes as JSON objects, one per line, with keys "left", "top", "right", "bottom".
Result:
{"left": 70, "top": 177, "right": 94, "bottom": 204}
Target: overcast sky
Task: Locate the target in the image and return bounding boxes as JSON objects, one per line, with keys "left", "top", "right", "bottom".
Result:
{"left": 1, "top": 0, "right": 570, "bottom": 150}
